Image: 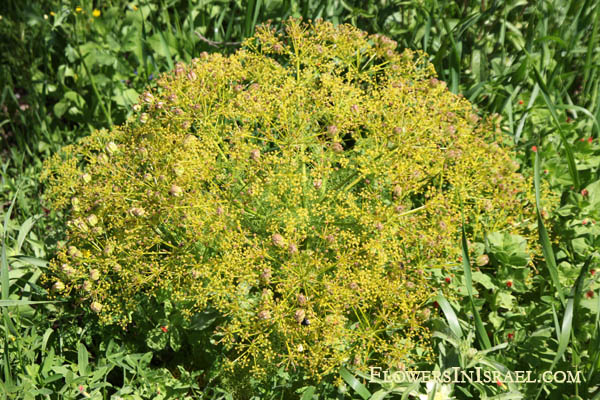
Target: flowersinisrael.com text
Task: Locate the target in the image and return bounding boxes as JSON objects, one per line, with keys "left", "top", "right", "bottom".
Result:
{"left": 369, "top": 367, "right": 583, "bottom": 385}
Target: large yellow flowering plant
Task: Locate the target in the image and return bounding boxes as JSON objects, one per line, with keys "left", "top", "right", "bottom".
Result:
{"left": 42, "top": 18, "right": 537, "bottom": 384}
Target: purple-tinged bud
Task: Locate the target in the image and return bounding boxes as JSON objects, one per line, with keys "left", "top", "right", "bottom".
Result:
{"left": 169, "top": 185, "right": 183, "bottom": 197}
{"left": 271, "top": 233, "right": 285, "bottom": 248}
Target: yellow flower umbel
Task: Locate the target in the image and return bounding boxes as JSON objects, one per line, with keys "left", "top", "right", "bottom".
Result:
{"left": 42, "top": 18, "right": 542, "bottom": 390}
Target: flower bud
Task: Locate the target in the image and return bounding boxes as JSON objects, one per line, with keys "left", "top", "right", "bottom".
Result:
{"left": 86, "top": 214, "right": 98, "bottom": 226}
{"left": 476, "top": 254, "right": 489, "bottom": 266}
{"left": 61, "top": 264, "right": 75, "bottom": 276}
{"left": 258, "top": 310, "right": 271, "bottom": 320}
{"left": 68, "top": 246, "right": 82, "bottom": 258}
{"left": 294, "top": 309, "right": 306, "bottom": 324}
{"left": 105, "top": 141, "right": 118, "bottom": 155}
{"left": 89, "top": 269, "right": 100, "bottom": 281}
{"left": 250, "top": 149, "right": 261, "bottom": 161}
{"left": 82, "top": 281, "right": 92, "bottom": 292}
{"left": 288, "top": 244, "right": 298, "bottom": 254}
{"left": 297, "top": 293, "right": 307, "bottom": 306}
{"left": 103, "top": 244, "right": 114, "bottom": 256}
{"left": 331, "top": 142, "right": 344, "bottom": 153}
{"left": 129, "top": 207, "right": 146, "bottom": 217}
{"left": 173, "top": 164, "right": 184, "bottom": 177}
{"left": 260, "top": 268, "right": 272, "bottom": 283}
{"left": 142, "top": 92, "right": 154, "bottom": 104}
{"left": 271, "top": 233, "right": 285, "bottom": 248}
{"left": 90, "top": 301, "right": 103, "bottom": 313}
{"left": 81, "top": 173, "right": 92, "bottom": 183}
{"left": 53, "top": 281, "right": 65, "bottom": 291}
{"left": 169, "top": 185, "right": 183, "bottom": 197}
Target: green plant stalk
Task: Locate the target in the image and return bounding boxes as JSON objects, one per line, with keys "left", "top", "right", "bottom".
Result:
{"left": 75, "top": 47, "right": 113, "bottom": 128}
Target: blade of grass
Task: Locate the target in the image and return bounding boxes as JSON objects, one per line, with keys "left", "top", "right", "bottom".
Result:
{"left": 340, "top": 366, "right": 372, "bottom": 400}
{"left": 534, "top": 150, "right": 565, "bottom": 305}
{"left": 515, "top": 84, "right": 540, "bottom": 144}
{"left": 461, "top": 219, "right": 491, "bottom": 350}
{"left": 534, "top": 258, "right": 589, "bottom": 400}
{"left": 435, "top": 293, "right": 463, "bottom": 339}
{"left": 1, "top": 193, "right": 17, "bottom": 388}
{"left": 530, "top": 61, "right": 580, "bottom": 190}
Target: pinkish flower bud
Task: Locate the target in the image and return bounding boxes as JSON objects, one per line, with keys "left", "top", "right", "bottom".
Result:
{"left": 129, "top": 207, "right": 146, "bottom": 217}
{"left": 313, "top": 179, "right": 322, "bottom": 189}
{"left": 260, "top": 268, "right": 272, "bottom": 283}
{"left": 142, "top": 92, "right": 154, "bottom": 103}
{"left": 271, "top": 233, "right": 285, "bottom": 248}
{"left": 61, "top": 264, "right": 75, "bottom": 276}
{"left": 331, "top": 142, "right": 343, "bottom": 153}
{"left": 258, "top": 310, "right": 271, "bottom": 320}
{"left": 250, "top": 149, "right": 261, "bottom": 161}
{"left": 477, "top": 254, "right": 489, "bottom": 266}
{"left": 297, "top": 293, "right": 307, "bottom": 306}
{"left": 169, "top": 185, "right": 183, "bottom": 197}
{"left": 288, "top": 244, "right": 298, "bottom": 254}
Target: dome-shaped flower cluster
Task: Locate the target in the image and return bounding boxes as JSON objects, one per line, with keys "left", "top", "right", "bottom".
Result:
{"left": 42, "top": 18, "right": 537, "bottom": 381}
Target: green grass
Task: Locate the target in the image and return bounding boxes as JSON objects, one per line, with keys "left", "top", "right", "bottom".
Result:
{"left": 1, "top": 0, "right": 600, "bottom": 398}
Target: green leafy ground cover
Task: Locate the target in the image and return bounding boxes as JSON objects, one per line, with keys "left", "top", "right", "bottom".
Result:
{"left": 1, "top": 0, "right": 600, "bottom": 399}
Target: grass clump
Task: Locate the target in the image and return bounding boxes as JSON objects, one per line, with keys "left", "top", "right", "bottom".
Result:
{"left": 40, "top": 18, "right": 537, "bottom": 386}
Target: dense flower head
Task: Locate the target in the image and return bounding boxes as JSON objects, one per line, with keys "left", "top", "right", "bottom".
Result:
{"left": 41, "top": 18, "right": 539, "bottom": 382}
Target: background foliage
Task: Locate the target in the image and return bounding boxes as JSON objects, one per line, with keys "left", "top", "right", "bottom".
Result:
{"left": 1, "top": 0, "right": 600, "bottom": 399}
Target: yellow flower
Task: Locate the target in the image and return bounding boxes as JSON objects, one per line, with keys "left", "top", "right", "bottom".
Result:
{"left": 75, "top": 6, "right": 83, "bottom": 13}
{"left": 50, "top": 11, "right": 56, "bottom": 16}
{"left": 92, "top": 9, "right": 100, "bottom": 17}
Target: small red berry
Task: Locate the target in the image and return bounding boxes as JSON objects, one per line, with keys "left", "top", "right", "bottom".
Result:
{"left": 587, "top": 290, "right": 594, "bottom": 299}
{"left": 588, "top": 137, "right": 593, "bottom": 143}
{"left": 518, "top": 100, "right": 524, "bottom": 105}
{"left": 507, "top": 332, "right": 514, "bottom": 340}
{"left": 161, "top": 326, "right": 168, "bottom": 333}
{"left": 433, "top": 301, "right": 439, "bottom": 309}
{"left": 506, "top": 281, "right": 513, "bottom": 288}
{"left": 591, "top": 269, "right": 596, "bottom": 276}
{"left": 582, "top": 219, "right": 588, "bottom": 226}
{"left": 567, "top": 117, "right": 572, "bottom": 123}
{"left": 444, "top": 277, "right": 451, "bottom": 284}
{"left": 496, "top": 380, "right": 503, "bottom": 387}
{"left": 582, "top": 189, "right": 589, "bottom": 197}
{"left": 580, "top": 138, "right": 586, "bottom": 142}
{"left": 531, "top": 145, "right": 537, "bottom": 152}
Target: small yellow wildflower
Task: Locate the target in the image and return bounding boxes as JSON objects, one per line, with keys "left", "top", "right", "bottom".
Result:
{"left": 92, "top": 9, "right": 101, "bottom": 17}
{"left": 75, "top": 6, "right": 83, "bottom": 13}
{"left": 50, "top": 11, "right": 55, "bottom": 16}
